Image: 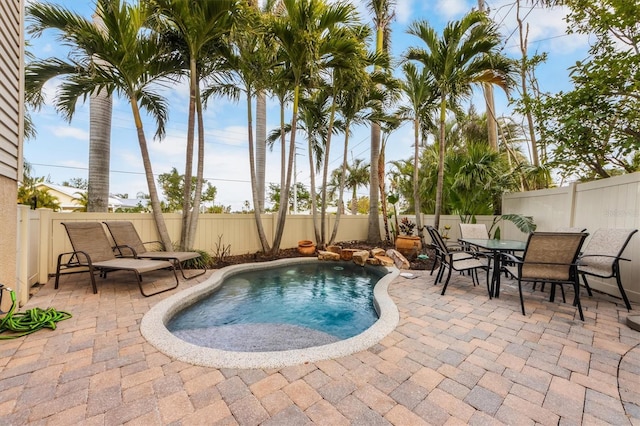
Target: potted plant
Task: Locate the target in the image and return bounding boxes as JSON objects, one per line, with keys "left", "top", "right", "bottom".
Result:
{"left": 395, "top": 217, "right": 422, "bottom": 259}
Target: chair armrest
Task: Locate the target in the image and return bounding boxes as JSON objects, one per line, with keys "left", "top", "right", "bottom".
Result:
{"left": 501, "top": 253, "right": 523, "bottom": 264}
{"left": 579, "top": 254, "right": 631, "bottom": 262}
{"left": 142, "top": 240, "right": 166, "bottom": 251}
{"left": 57, "top": 250, "right": 93, "bottom": 267}
{"left": 113, "top": 244, "right": 138, "bottom": 258}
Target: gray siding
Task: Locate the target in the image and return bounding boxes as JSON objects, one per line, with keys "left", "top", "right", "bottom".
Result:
{"left": 0, "top": 0, "right": 23, "bottom": 181}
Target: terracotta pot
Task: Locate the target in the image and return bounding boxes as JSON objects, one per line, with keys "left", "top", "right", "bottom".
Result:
{"left": 395, "top": 235, "right": 422, "bottom": 259}
{"left": 297, "top": 240, "right": 316, "bottom": 256}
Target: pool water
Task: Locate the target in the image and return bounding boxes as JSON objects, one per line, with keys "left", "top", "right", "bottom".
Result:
{"left": 167, "top": 262, "right": 382, "bottom": 340}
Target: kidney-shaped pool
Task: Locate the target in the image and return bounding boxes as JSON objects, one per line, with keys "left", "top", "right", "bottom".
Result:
{"left": 141, "top": 258, "right": 400, "bottom": 369}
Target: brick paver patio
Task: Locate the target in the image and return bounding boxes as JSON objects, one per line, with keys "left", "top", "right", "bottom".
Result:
{"left": 1, "top": 264, "right": 638, "bottom": 425}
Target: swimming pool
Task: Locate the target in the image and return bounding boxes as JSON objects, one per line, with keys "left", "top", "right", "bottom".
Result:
{"left": 141, "top": 258, "right": 400, "bottom": 369}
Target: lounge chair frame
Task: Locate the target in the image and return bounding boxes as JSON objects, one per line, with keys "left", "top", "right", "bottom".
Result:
{"left": 103, "top": 221, "right": 206, "bottom": 280}
{"left": 55, "top": 222, "right": 179, "bottom": 297}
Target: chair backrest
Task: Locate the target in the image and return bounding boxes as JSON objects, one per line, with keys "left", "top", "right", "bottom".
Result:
{"left": 459, "top": 223, "right": 489, "bottom": 240}
{"left": 580, "top": 229, "right": 638, "bottom": 274}
{"left": 62, "top": 222, "right": 117, "bottom": 263}
{"left": 427, "top": 225, "right": 448, "bottom": 254}
{"left": 103, "top": 221, "right": 148, "bottom": 255}
{"left": 520, "top": 232, "right": 588, "bottom": 281}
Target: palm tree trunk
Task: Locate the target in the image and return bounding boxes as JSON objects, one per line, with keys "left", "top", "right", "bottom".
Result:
{"left": 88, "top": 90, "right": 111, "bottom": 212}
{"left": 87, "top": 13, "right": 111, "bottom": 213}
{"left": 368, "top": 123, "right": 381, "bottom": 242}
{"left": 186, "top": 88, "right": 205, "bottom": 249}
{"left": 329, "top": 121, "right": 351, "bottom": 245}
{"left": 412, "top": 117, "right": 423, "bottom": 238}
{"left": 319, "top": 98, "right": 337, "bottom": 247}
{"left": 180, "top": 57, "right": 197, "bottom": 249}
{"left": 434, "top": 96, "right": 447, "bottom": 231}
{"left": 246, "top": 91, "right": 271, "bottom": 252}
{"left": 130, "top": 98, "right": 172, "bottom": 249}
{"left": 271, "top": 88, "right": 299, "bottom": 253}
{"left": 256, "top": 91, "right": 267, "bottom": 213}
{"left": 378, "top": 137, "right": 390, "bottom": 243}
{"left": 308, "top": 133, "right": 321, "bottom": 244}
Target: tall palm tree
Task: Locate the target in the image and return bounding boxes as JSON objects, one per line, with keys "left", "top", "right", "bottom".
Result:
{"left": 214, "top": 4, "right": 276, "bottom": 252}
{"left": 250, "top": 0, "right": 284, "bottom": 214}
{"left": 269, "top": 0, "right": 361, "bottom": 253}
{"left": 406, "top": 10, "right": 513, "bottom": 230}
{"left": 365, "top": 0, "right": 395, "bottom": 243}
{"left": 396, "top": 62, "right": 437, "bottom": 240}
{"left": 149, "top": 0, "right": 236, "bottom": 250}
{"left": 27, "top": 0, "right": 182, "bottom": 248}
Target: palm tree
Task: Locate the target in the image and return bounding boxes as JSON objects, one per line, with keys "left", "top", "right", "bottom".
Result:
{"left": 329, "top": 158, "right": 370, "bottom": 215}
{"left": 149, "top": 0, "right": 236, "bottom": 250}
{"left": 365, "top": 0, "right": 396, "bottom": 243}
{"left": 406, "top": 10, "right": 513, "bottom": 230}
{"left": 396, "top": 62, "right": 438, "bottom": 241}
{"left": 211, "top": 5, "right": 278, "bottom": 252}
{"left": 27, "top": 0, "right": 182, "bottom": 248}
{"left": 268, "top": 0, "right": 361, "bottom": 253}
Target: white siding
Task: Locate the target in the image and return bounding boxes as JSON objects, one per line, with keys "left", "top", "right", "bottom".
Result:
{"left": 0, "top": 0, "right": 23, "bottom": 181}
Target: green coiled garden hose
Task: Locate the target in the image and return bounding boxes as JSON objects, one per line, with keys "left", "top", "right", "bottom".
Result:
{"left": 0, "top": 286, "right": 72, "bottom": 339}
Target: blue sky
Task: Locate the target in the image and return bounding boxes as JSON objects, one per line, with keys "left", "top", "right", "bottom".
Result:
{"left": 24, "top": 0, "right": 589, "bottom": 211}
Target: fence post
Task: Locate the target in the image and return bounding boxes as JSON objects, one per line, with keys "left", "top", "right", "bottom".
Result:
{"left": 16, "top": 205, "right": 29, "bottom": 306}
{"left": 38, "top": 208, "right": 52, "bottom": 284}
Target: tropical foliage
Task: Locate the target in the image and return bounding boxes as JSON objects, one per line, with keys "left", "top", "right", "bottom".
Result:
{"left": 24, "top": 0, "right": 636, "bottom": 252}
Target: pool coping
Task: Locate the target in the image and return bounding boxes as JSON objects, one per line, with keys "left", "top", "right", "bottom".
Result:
{"left": 140, "top": 257, "right": 400, "bottom": 369}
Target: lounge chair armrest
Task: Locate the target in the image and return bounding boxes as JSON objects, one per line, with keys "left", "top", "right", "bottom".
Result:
{"left": 57, "top": 250, "right": 93, "bottom": 267}
{"left": 114, "top": 244, "right": 138, "bottom": 258}
{"left": 142, "top": 240, "right": 166, "bottom": 251}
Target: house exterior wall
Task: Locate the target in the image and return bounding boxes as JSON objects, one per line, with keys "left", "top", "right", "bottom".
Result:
{"left": 0, "top": 0, "right": 23, "bottom": 308}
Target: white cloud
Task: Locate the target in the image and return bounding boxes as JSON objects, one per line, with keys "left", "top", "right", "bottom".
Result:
{"left": 435, "top": 0, "right": 471, "bottom": 20}
{"left": 49, "top": 125, "right": 88, "bottom": 141}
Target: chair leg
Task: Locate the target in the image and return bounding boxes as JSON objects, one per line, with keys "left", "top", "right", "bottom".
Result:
{"left": 176, "top": 261, "right": 207, "bottom": 280}
{"left": 581, "top": 274, "right": 594, "bottom": 296}
{"left": 573, "top": 278, "right": 584, "bottom": 321}
{"left": 518, "top": 280, "right": 526, "bottom": 315}
{"left": 615, "top": 273, "right": 632, "bottom": 311}
{"left": 440, "top": 264, "right": 454, "bottom": 295}
{"left": 430, "top": 256, "right": 438, "bottom": 276}
{"left": 135, "top": 267, "right": 179, "bottom": 297}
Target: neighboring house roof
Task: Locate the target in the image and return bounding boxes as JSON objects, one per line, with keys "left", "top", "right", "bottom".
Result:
{"left": 35, "top": 183, "right": 148, "bottom": 211}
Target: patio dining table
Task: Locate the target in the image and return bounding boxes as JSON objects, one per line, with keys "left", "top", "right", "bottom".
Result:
{"left": 459, "top": 238, "right": 527, "bottom": 298}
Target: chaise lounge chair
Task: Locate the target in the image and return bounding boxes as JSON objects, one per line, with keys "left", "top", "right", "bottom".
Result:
{"left": 103, "top": 221, "right": 206, "bottom": 280}
{"left": 55, "top": 222, "right": 179, "bottom": 297}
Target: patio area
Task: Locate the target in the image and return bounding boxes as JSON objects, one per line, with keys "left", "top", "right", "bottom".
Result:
{"left": 1, "top": 265, "right": 639, "bottom": 425}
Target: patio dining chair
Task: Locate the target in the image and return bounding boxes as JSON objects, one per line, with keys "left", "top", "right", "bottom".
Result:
{"left": 104, "top": 221, "right": 206, "bottom": 280}
{"left": 426, "top": 226, "right": 490, "bottom": 296}
{"left": 578, "top": 228, "right": 637, "bottom": 311}
{"left": 55, "top": 222, "right": 179, "bottom": 297}
{"left": 503, "top": 232, "right": 588, "bottom": 320}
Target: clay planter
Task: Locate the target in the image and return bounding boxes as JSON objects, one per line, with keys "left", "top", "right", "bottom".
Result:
{"left": 395, "top": 235, "right": 422, "bottom": 259}
{"left": 297, "top": 240, "right": 316, "bottom": 256}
